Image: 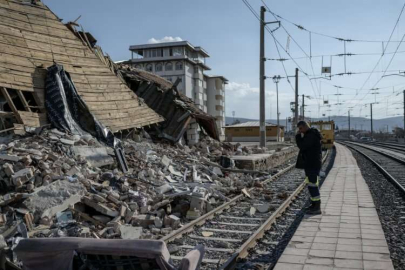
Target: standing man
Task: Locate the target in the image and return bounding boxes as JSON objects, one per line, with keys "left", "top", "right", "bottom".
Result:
{"left": 295, "top": 121, "right": 322, "bottom": 215}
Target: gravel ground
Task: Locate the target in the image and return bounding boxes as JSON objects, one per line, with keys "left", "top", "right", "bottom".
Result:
{"left": 350, "top": 150, "right": 405, "bottom": 270}
{"left": 235, "top": 149, "right": 336, "bottom": 270}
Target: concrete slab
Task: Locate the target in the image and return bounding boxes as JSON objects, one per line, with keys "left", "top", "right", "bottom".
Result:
{"left": 273, "top": 143, "right": 394, "bottom": 270}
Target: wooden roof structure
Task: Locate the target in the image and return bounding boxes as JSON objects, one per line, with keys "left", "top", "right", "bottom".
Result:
{"left": 0, "top": 0, "right": 163, "bottom": 133}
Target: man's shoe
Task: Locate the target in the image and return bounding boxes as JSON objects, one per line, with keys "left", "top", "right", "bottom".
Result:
{"left": 306, "top": 201, "right": 321, "bottom": 215}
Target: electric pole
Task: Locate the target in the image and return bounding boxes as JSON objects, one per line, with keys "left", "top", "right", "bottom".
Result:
{"left": 403, "top": 90, "right": 405, "bottom": 134}
{"left": 348, "top": 110, "right": 351, "bottom": 139}
{"left": 370, "top": 103, "right": 373, "bottom": 139}
{"left": 302, "top": 94, "right": 305, "bottom": 120}
{"left": 259, "top": 6, "right": 266, "bottom": 148}
{"left": 295, "top": 68, "right": 299, "bottom": 127}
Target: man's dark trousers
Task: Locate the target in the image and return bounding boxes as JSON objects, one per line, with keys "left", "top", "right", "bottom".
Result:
{"left": 304, "top": 168, "right": 320, "bottom": 203}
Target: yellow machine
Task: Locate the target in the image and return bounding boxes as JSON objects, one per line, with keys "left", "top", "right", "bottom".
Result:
{"left": 309, "top": 120, "right": 335, "bottom": 149}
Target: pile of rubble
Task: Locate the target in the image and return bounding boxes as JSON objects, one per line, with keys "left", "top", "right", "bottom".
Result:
{"left": 0, "top": 128, "right": 298, "bottom": 263}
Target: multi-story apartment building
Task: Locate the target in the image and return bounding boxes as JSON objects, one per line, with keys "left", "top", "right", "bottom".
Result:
{"left": 128, "top": 41, "right": 227, "bottom": 144}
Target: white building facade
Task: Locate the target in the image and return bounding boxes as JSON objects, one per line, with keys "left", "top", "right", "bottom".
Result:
{"left": 128, "top": 41, "right": 227, "bottom": 143}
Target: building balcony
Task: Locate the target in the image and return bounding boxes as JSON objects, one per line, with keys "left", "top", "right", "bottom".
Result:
{"left": 215, "top": 99, "right": 224, "bottom": 107}
{"left": 215, "top": 95, "right": 223, "bottom": 100}
{"left": 215, "top": 104, "right": 224, "bottom": 111}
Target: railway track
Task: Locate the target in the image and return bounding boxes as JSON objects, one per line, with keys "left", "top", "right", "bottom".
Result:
{"left": 364, "top": 141, "right": 405, "bottom": 154}
{"left": 163, "top": 151, "right": 330, "bottom": 269}
{"left": 340, "top": 142, "right": 405, "bottom": 194}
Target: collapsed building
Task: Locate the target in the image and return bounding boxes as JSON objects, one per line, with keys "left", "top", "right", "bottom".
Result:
{"left": 117, "top": 65, "right": 220, "bottom": 144}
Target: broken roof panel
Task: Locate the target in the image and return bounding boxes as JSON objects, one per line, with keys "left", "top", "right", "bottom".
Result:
{"left": 0, "top": 0, "right": 163, "bottom": 132}
{"left": 118, "top": 65, "right": 219, "bottom": 142}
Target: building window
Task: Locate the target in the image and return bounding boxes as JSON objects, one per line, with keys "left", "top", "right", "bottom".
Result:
{"left": 134, "top": 64, "right": 142, "bottom": 69}
{"left": 166, "top": 77, "right": 173, "bottom": 82}
{"left": 166, "top": 62, "right": 173, "bottom": 71}
{"left": 194, "top": 66, "right": 199, "bottom": 74}
{"left": 155, "top": 63, "right": 163, "bottom": 72}
{"left": 175, "top": 62, "right": 183, "bottom": 70}
{"left": 146, "top": 64, "right": 153, "bottom": 72}
{"left": 177, "top": 76, "right": 183, "bottom": 83}
{"left": 173, "top": 47, "right": 183, "bottom": 56}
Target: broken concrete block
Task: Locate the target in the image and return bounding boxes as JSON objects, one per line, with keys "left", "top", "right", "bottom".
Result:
{"left": 189, "top": 197, "right": 206, "bottom": 212}
{"left": 60, "top": 138, "right": 74, "bottom": 145}
{"left": 82, "top": 197, "right": 119, "bottom": 217}
{"left": 156, "top": 184, "right": 173, "bottom": 194}
{"left": 0, "top": 214, "right": 6, "bottom": 225}
{"left": 119, "top": 225, "right": 143, "bottom": 240}
{"left": 168, "top": 215, "right": 180, "bottom": 229}
{"left": 154, "top": 217, "right": 163, "bottom": 228}
{"left": 140, "top": 205, "right": 151, "bottom": 214}
{"left": 0, "top": 235, "right": 6, "bottom": 249}
{"left": 132, "top": 215, "right": 155, "bottom": 228}
{"left": 120, "top": 205, "right": 127, "bottom": 217}
{"left": 212, "top": 167, "right": 223, "bottom": 176}
{"left": 22, "top": 155, "right": 32, "bottom": 166}
{"left": 161, "top": 227, "right": 172, "bottom": 235}
{"left": 23, "top": 180, "right": 85, "bottom": 220}
{"left": 3, "top": 163, "right": 14, "bottom": 177}
{"left": 128, "top": 202, "right": 139, "bottom": 211}
{"left": 186, "top": 210, "right": 201, "bottom": 220}
{"left": 168, "top": 166, "right": 182, "bottom": 177}
{"left": 161, "top": 155, "right": 171, "bottom": 167}
{"left": 0, "top": 154, "right": 22, "bottom": 162}
{"left": 12, "top": 168, "right": 34, "bottom": 186}
{"left": 92, "top": 194, "right": 106, "bottom": 203}
{"left": 92, "top": 215, "right": 111, "bottom": 224}
{"left": 72, "top": 146, "right": 114, "bottom": 167}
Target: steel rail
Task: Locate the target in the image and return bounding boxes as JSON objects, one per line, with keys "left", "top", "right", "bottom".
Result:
{"left": 161, "top": 161, "right": 297, "bottom": 243}
{"left": 162, "top": 151, "right": 329, "bottom": 269}
{"left": 340, "top": 142, "right": 405, "bottom": 194}
{"left": 219, "top": 150, "right": 329, "bottom": 270}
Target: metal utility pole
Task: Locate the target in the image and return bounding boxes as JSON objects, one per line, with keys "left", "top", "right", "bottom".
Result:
{"left": 273, "top": 76, "right": 281, "bottom": 142}
{"left": 295, "top": 68, "right": 299, "bottom": 127}
{"left": 302, "top": 94, "right": 305, "bottom": 119}
{"left": 259, "top": 6, "right": 266, "bottom": 148}
{"left": 348, "top": 110, "right": 351, "bottom": 139}
{"left": 403, "top": 90, "right": 405, "bottom": 133}
{"left": 286, "top": 117, "right": 288, "bottom": 133}
{"left": 370, "top": 103, "right": 373, "bottom": 139}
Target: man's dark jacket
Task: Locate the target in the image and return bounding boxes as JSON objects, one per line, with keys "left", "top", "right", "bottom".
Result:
{"left": 295, "top": 127, "right": 322, "bottom": 170}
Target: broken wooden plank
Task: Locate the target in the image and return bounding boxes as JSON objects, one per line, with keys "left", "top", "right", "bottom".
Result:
{"left": 0, "top": 87, "right": 22, "bottom": 123}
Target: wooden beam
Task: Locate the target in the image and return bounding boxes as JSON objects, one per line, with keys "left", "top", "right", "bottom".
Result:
{"left": 16, "top": 90, "right": 31, "bottom": 112}
{"left": 0, "top": 87, "right": 22, "bottom": 123}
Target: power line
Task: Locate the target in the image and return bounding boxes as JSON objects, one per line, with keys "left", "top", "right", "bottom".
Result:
{"left": 266, "top": 50, "right": 405, "bottom": 62}
{"left": 241, "top": 0, "right": 295, "bottom": 93}
{"left": 356, "top": 1, "right": 405, "bottom": 93}
{"left": 242, "top": 0, "right": 320, "bottom": 107}
{"left": 261, "top": 0, "right": 321, "bottom": 103}
{"left": 268, "top": 7, "right": 405, "bottom": 44}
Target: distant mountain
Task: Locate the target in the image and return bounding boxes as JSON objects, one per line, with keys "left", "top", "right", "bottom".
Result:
{"left": 225, "top": 116, "right": 404, "bottom": 132}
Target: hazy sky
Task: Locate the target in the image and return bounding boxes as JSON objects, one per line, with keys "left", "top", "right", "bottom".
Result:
{"left": 44, "top": 0, "right": 405, "bottom": 121}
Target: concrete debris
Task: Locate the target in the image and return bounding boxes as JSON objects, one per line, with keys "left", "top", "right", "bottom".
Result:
{"left": 0, "top": 126, "right": 297, "bottom": 262}
{"left": 202, "top": 231, "right": 214, "bottom": 237}
{"left": 119, "top": 225, "right": 143, "bottom": 239}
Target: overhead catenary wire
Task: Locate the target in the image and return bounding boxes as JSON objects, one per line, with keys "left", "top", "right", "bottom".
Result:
{"left": 241, "top": 0, "right": 295, "bottom": 93}
{"left": 355, "top": 1, "right": 405, "bottom": 94}
{"left": 261, "top": 0, "right": 321, "bottom": 103}
{"left": 242, "top": 0, "right": 321, "bottom": 107}
{"left": 267, "top": 6, "right": 405, "bottom": 44}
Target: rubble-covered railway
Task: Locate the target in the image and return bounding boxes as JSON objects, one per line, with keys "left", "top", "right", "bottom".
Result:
{"left": 164, "top": 151, "right": 330, "bottom": 269}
